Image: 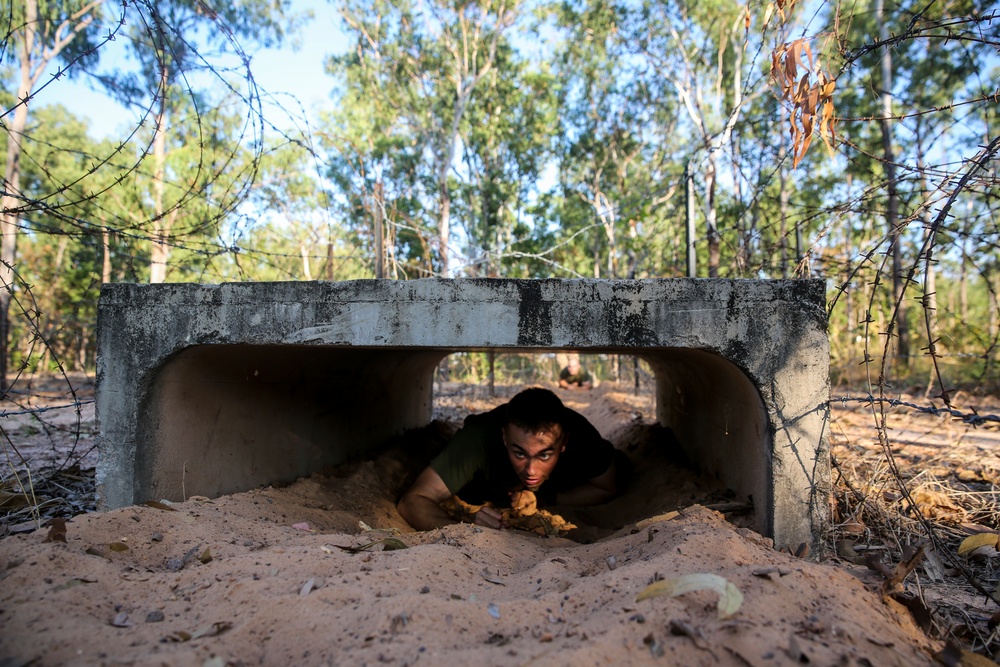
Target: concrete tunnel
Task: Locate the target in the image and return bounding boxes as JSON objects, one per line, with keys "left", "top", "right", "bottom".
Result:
{"left": 95, "top": 278, "right": 831, "bottom": 551}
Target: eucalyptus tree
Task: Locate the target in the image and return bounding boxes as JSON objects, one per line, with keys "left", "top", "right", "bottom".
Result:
{"left": 627, "top": 0, "right": 770, "bottom": 277}
{"left": 1, "top": 0, "right": 109, "bottom": 387}
{"left": 234, "top": 138, "right": 369, "bottom": 282}
{"left": 330, "top": 0, "right": 522, "bottom": 277}
{"left": 0, "top": 103, "right": 122, "bottom": 373}
{"left": 546, "top": 0, "right": 684, "bottom": 279}
{"left": 819, "top": 0, "right": 1000, "bottom": 386}
{"left": 98, "top": 0, "right": 302, "bottom": 283}
{"left": 455, "top": 41, "right": 558, "bottom": 277}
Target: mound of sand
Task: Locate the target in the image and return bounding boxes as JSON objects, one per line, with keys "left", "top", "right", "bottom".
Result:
{"left": 0, "top": 386, "right": 942, "bottom": 665}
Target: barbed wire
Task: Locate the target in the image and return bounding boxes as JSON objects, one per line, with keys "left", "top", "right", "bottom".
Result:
{"left": 830, "top": 394, "right": 1000, "bottom": 427}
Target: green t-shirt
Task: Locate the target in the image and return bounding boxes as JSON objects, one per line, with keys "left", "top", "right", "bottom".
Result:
{"left": 559, "top": 366, "right": 593, "bottom": 385}
{"left": 430, "top": 403, "right": 614, "bottom": 507}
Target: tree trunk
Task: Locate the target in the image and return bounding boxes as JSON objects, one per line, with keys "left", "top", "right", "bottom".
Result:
{"left": 374, "top": 181, "right": 384, "bottom": 279}
{"left": 150, "top": 72, "right": 170, "bottom": 284}
{"left": 0, "top": 0, "right": 37, "bottom": 392}
{"left": 878, "top": 0, "right": 908, "bottom": 369}
{"left": 778, "top": 144, "right": 789, "bottom": 279}
{"left": 705, "top": 159, "right": 719, "bottom": 277}
{"left": 915, "top": 121, "right": 939, "bottom": 397}
{"left": 102, "top": 227, "right": 113, "bottom": 283}
{"left": 438, "top": 179, "right": 450, "bottom": 277}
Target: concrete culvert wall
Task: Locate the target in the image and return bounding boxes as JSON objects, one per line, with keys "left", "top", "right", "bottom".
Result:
{"left": 96, "top": 278, "right": 830, "bottom": 551}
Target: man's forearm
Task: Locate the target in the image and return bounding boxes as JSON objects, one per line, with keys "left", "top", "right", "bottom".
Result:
{"left": 398, "top": 495, "right": 455, "bottom": 531}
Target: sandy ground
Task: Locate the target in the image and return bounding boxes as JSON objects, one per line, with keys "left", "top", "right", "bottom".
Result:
{"left": 0, "top": 379, "right": 978, "bottom": 666}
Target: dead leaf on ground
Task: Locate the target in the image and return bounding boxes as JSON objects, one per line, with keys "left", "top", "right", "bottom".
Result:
{"left": 836, "top": 539, "right": 864, "bottom": 564}
{"left": 636, "top": 573, "right": 743, "bottom": 619}
{"left": 0, "top": 485, "right": 31, "bottom": 510}
{"left": 333, "top": 537, "right": 408, "bottom": 554}
{"left": 166, "top": 543, "right": 202, "bottom": 572}
{"left": 143, "top": 500, "right": 176, "bottom": 512}
{"left": 481, "top": 568, "right": 505, "bottom": 586}
{"left": 957, "top": 533, "right": 999, "bottom": 557}
{"left": 751, "top": 566, "right": 791, "bottom": 580}
{"left": 162, "top": 621, "right": 232, "bottom": 643}
{"left": 668, "top": 618, "right": 709, "bottom": 650}
{"left": 53, "top": 576, "right": 97, "bottom": 591}
{"left": 300, "top": 578, "right": 315, "bottom": 596}
{"left": 921, "top": 546, "right": 951, "bottom": 581}
{"left": 910, "top": 488, "right": 966, "bottom": 521}
{"left": 935, "top": 640, "right": 997, "bottom": 667}
{"left": 633, "top": 511, "right": 680, "bottom": 530}
{"left": 108, "top": 542, "right": 129, "bottom": 552}
{"left": 867, "top": 542, "right": 926, "bottom": 596}
{"left": 44, "top": 518, "right": 67, "bottom": 543}
{"left": 199, "top": 547, "right": 212, "bottom": 564}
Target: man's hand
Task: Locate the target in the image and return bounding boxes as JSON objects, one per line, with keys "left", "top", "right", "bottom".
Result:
{"left": 474, "top": 505, "right": 505, "bottom": 529}
{"left": 397, "top": 467, "right": 456, "bottom": 530}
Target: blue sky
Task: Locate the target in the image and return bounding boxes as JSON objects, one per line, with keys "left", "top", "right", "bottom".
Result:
{"left": 41, "top": 0, "right": 350, "bottom": 139}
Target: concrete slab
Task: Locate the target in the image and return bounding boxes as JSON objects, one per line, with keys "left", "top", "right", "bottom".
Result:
{"left": 96, "top": 278, "right": 830, "bottom": 550}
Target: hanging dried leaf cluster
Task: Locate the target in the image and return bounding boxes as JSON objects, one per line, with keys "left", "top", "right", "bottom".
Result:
{"left": 771, "top": 38, "right": 837, "bottom": 167}
{"left": 762, "top": 0, "right": 798, "bottom": 27}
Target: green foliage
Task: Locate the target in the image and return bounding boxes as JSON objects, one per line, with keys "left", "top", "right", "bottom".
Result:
{"left": 3, "top": 0, "right": 999, "bottom": 395}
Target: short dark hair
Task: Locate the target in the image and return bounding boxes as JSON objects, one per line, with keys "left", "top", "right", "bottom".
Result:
{"left": 506, "top": 387, "right": 565, "bottom": 434}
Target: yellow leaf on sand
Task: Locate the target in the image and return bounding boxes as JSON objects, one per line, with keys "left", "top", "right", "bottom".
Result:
{"left": 636, "top": 573, "right": 743, "bottom": 619}
{"left": 958, "top": 533, "right": 1000, "bottom": 557}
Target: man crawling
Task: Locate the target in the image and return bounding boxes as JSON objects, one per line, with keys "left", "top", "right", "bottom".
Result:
{"left": 397, "top": 387, "right": 623, "bottom": 532}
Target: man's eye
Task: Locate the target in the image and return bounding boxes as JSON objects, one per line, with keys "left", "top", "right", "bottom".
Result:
{"left": 513, "top": 452, "right": 525, "bottom": 459}
{"left": 538, "top": 454, "right": 551, "bottom": 461}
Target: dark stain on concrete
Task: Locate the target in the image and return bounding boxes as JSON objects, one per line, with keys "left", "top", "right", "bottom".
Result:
{"left": 515, "top": 281, "right": 553, "bottom": 346}
{"left": 607, "top": 297, "right": 659, "bottom": 346}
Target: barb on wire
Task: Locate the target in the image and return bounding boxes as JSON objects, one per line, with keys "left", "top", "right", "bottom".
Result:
{"left": 831, "top": 395, "right": 1000, "bottom": 428}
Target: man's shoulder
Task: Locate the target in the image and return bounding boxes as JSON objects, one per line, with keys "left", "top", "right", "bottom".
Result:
{"left": 561, "top": 406, "right": 591, "bottom": 426}
{"left": 561, "top": 408, "right": 609, "bottom": 446}
{"left": 463, "top": 403, "right": 507, "bottom": 428}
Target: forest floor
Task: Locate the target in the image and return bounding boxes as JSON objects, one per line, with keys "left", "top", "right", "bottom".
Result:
{"left": 0, "top": 375, "right": 999, "bottom": 666}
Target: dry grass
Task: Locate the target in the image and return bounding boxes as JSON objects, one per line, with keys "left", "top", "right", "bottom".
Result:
{"left": 828, "top": 391, "right": 1000, "bottom": 656}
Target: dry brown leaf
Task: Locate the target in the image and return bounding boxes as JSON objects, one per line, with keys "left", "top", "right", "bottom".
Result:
{"left": 143, "top": 500, "right": 176, "bottom": 512}
{"left": 935, "top": 640, "right": 996, "bottom": 667}
{"left": 836, "top": 539, "right": 864, "bottom": 564}
{"left": 879, "top": 543, "right": 926, "bottom": 595}
{"left": 53, "top": 577, "right": 97, "bottom": 591}
{"left": 0, "top": 488, "right": 31, "bottom": 510}
{"left": 958, "top": 533, "right": 999, "bottom": 557}
{"left": 668, "top": 619, "right": 709, "bottom": 650}
{"left": 763, "top": 3, "right": 775, "bottom": 26}
{"left": 45, "top": 518, "right": 67, "bottom": 543}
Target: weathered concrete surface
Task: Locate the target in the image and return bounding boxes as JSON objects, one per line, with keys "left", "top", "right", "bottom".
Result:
{"left": 96, "top": 278, "right": 830, "bottom": 550}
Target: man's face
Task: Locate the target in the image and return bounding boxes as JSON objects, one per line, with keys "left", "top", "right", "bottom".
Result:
{"left": 503, "top": 423, "right": 565, "bottom": 491}
{"left": 567, "top": 360, "right": 580, "bottom": 374}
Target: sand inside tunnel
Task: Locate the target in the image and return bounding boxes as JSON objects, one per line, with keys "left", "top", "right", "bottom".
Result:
{"left": 310, "top": 383, "right": 743, "bottom": 541}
